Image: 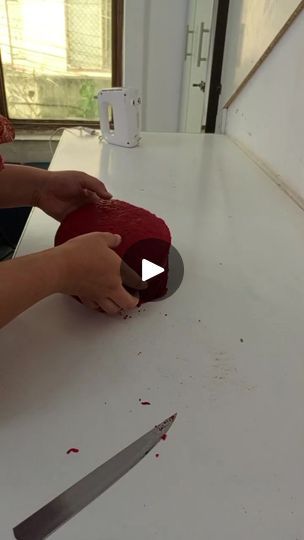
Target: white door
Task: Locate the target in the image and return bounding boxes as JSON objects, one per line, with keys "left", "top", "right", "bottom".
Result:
{"left": 179, "top": 0, "right": 215, "bottom": 133}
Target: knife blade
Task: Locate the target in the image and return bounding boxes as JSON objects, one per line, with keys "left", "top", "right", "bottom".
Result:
{"left": 13, "top": 413, "right": 177, "bottom": 540}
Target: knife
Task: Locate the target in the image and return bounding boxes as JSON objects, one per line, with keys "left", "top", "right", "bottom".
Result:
{"left": 13, "top": 413, "right": 177, "bottom": 540}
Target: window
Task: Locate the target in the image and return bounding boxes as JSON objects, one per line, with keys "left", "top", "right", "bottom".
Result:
{"left": 0, "top": 0, "right": 123, "bottom": 127}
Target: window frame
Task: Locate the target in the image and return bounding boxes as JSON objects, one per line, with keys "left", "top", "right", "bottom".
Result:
{"left": 0, "top": 0, "right": 123, "bottom": 130}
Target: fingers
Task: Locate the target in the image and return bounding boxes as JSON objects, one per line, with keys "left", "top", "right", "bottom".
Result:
{"left": 100, "top": 232, "right": 122, "bottom": 249}
{"left": 79, "top": 297, "right": 100, "bottom": 310}
{"left": 65, "top": 230, "right": 142, "bottom": 315}
{"left": 121, "top": 260, "right": 148, "bottom": 291}
{"left": 80, "top": 287, "right": 139, "bottom": 315}
{"left": 81, "top": 175, "right": 112, "bottom": 200}
{"left": 83, "top": 189, "right": 100, "bottom": 203}
{"left": 80, "top": 297, "right": 121, "bottom": 315}
{"left": 63, "top": 190, "right": 99, "bottom": 218}
{"left": 112, "top": 286, "right": 139, "bottom": 310}
{"left": 99, "top": 298, "right": 121, "bottom": 315}
{"left": 80, "top": 294, "right": 137, "bottom": 315}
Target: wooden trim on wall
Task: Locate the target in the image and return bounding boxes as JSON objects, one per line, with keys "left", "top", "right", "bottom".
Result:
{"left": 112, "top": 0, "right": 124, "bottom": 87}
{"left": 224, "top": 0, "right": 304, "bottom": 110}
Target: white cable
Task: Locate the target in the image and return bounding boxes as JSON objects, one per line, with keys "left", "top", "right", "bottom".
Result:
{"left": 48, "top": 125, "right": 99, "bottom": 157}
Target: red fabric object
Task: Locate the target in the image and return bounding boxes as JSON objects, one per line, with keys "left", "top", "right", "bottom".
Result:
{"left": 55, "top": 199, "right": 171, "bottom": 304}
{"left": 0, "top": 115, "right": 15, "bottom": 172}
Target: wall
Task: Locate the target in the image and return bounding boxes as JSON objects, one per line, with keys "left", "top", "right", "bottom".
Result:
{"left": 225, "top": 9, "right": 304, "bottom": 203}
{"left": 124, "top": 0, "right": 188, "bottom": 131}
{"left": 219, "top": 0, "right": 300, "bottom": 110}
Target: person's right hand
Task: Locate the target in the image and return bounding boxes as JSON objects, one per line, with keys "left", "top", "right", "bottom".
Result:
{"left": 55, "top": 232, "right": 146, "bottom": 314}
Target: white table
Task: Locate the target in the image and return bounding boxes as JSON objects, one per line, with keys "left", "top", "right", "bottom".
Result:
{"left": 1, "top": 131, "right": 304, "bottom": 540}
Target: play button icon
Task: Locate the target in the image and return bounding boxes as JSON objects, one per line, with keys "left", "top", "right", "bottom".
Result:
{"left": 120, "top": 237, "right": 184, "bottom": 303}
{"left": 142, "top": 259, "right": 164, "bottom": 281}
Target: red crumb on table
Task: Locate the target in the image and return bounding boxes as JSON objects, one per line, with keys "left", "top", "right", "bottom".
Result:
{"left": 155, "top": 453, "right": 160, "bottom": 458}
{"left": 161, "top": 434, "right": 167, "bottom": 441}
{"left": 141, "top": 401, "right": 151, "bottom": 405}
{"left": 66, "top": 448, "right": 79, "bottom": 455}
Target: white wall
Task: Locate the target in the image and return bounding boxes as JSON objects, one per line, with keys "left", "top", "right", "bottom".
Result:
{"left": 124, "top": 0, "right": 188, "bottom": 132}
{"left": 225, "top": 9, "right": 304, "bottom": 203}
{"left": 219, "top": 0, "right": 300, "bottom": 109}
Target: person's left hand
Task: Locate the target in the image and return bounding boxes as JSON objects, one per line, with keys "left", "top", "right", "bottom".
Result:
{"left": 36, "top": 170, "right": 112, "bottom": 221}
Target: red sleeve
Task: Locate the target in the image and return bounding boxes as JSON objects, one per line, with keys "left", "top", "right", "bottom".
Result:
{"left": 0, "top": 115, "right": 15, "bottom": 172}
{"left": 0, "top": 115, "right": 15, "bottom": 144}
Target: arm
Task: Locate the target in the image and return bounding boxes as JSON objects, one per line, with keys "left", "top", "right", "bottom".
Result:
{"left": 0, "top": 164, "right": 50, "bottom": 208}
{"left": 0, "top": 163, "right": 145, "bottom": 328}
{"left": 0, "top": 247, "right": 62, "bottom": 328}
{"left": 0, "top": 164, "right": 112, "bottom": 218}
{"left": 0, "top": 232, "right": 145, "bottom": 329}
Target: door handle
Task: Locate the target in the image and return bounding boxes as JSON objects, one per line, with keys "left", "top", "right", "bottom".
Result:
{"left": 184, "top": 24, "right": 194, "bottom": 61}
{"left": 197, "top": 22, "right": 210, "bottom": 67}
{"left": 192, "top": 81, "right": 206, "bottom": 92}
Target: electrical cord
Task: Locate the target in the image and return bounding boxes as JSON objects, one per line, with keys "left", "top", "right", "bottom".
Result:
{"left": 48, "top": 126, "right": 100, "bottom": 157}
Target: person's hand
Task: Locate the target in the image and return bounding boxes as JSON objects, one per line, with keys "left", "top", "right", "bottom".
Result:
{"left": 55, "top": 232, "right": 146, "bottom": 314}
{"left": 35, "top": 170, "right": 112, "bottom": 221}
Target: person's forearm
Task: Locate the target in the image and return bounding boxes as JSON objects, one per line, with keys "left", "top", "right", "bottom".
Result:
{"left": 0, "top": 248, "right": 65, "bottom": 329}
{"left": 0, "top": 164, "right": 49, "bottom": 208}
